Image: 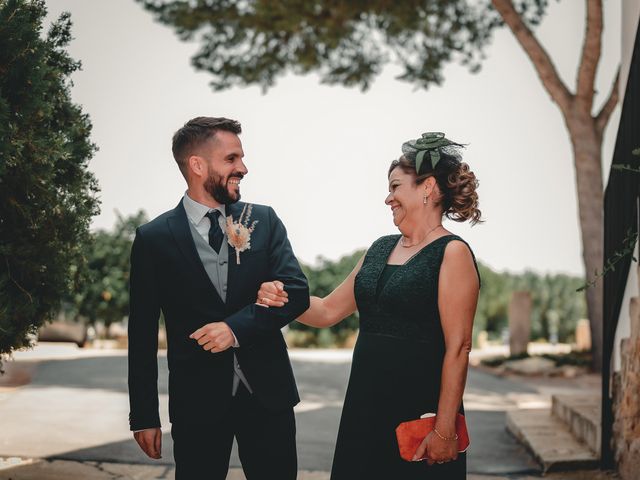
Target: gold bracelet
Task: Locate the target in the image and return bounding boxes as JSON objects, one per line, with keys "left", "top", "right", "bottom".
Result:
{"left": 433, "top": 427, "right": 458, "bottom": 442}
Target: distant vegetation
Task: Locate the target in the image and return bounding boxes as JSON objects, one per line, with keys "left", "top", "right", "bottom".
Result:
{"left": 294, "top": 249, "right": 587, "bottom": 348}
{"left": 58, "top": 211, "right": 587, "bottom": 349}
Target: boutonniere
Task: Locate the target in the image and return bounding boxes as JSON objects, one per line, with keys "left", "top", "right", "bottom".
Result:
{"left": 226, "top": 203, "right": 259, "bottom": 264}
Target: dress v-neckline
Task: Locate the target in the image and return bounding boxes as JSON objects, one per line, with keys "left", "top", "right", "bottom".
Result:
{"left": 386, "top": 234, "right": 457, "bottom": 266}
{"left": 374, "top": 234, "right": 458, "bottom": 302}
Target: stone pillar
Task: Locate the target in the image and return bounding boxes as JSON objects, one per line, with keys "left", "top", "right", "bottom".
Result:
{"left": 613, "top": 265, "right": 640, "bottom": 480}
{"left": 508, "top": 291, "right": 531, "bottom": 356}
{"left": 476, "top": 330, "right": 489, "bottom": 350}
{"left": 575, "top": 319, "right": 592, "bottom": 351}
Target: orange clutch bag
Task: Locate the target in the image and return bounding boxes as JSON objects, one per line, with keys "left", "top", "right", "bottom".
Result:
{"left": 395, "top": 413, "right": 470, "bottom": 462}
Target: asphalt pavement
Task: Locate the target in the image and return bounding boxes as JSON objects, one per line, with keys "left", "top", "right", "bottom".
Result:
{"left": 0, "top": 344, "right": 607, "bottom": 479}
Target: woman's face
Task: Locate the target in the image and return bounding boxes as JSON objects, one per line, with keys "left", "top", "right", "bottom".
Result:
{"left": 385, "top": 167, "right": 426, "bottom": 227}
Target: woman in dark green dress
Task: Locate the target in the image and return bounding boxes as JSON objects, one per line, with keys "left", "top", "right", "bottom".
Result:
{"left": 258, "top": 132, "right": 482, "bottom": 479}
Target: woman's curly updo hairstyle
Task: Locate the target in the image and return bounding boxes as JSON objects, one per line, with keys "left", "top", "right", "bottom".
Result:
{"left": 388, "top": 142, "right": 482, "bottom": 226}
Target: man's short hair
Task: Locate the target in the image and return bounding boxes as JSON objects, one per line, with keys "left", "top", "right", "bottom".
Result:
{"left": 171, "top": 117, "right": 242, "bottom": 176}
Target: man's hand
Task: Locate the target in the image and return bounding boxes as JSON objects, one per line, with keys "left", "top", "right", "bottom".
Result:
{"left": 190, "top": 322, "right": 235, "bottom": 353}
{"left": 256, "top": 280, "right": 288, "bottom": 308}
{"left": 134, "top": 428, "right": 162, "bottom": 459}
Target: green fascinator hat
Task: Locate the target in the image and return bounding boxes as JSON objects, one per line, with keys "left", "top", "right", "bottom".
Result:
{"left": 402, "top": 132, "right": 463, "bottom": 174}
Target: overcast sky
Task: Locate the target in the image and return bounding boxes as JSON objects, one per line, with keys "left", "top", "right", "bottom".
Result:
{"left": 44, "top": 0, "right": 623, "bottom": 277}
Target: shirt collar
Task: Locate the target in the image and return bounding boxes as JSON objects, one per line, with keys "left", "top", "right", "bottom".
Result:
{"left": 182, "top": 192, "right": 226, "bottom": 225}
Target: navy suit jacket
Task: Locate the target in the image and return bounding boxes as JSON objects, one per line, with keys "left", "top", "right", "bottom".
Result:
{"left": 127, "top": 200, "right": 310, "bottom": 430}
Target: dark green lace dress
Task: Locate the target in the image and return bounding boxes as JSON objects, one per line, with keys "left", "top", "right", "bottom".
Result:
{"left": 330, "top": 234, "right": 481, "bottom": 480}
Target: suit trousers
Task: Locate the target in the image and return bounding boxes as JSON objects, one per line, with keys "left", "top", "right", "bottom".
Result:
{"left": 171, "top": 383, "right": 297, "bottom": 480}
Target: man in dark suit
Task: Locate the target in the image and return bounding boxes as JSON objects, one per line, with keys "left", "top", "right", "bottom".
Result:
{"left": 128, "top": 116, "right": 309, "bottom": 479}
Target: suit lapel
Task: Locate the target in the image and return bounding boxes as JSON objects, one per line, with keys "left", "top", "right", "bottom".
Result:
{"left": 167, "top": 201, "right": 224, "bottom": 305}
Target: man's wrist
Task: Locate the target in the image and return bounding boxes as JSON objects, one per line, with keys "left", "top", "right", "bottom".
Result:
{"left": 225, "top": 322, "right": 240, "bottom": 347}
{"left": 133, "top": 427, "right": 159, "bottom": 433}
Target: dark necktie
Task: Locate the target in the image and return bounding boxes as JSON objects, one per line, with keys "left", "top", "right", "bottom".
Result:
{"left": 205, "top": 210, "right": 223, "bottom": 253}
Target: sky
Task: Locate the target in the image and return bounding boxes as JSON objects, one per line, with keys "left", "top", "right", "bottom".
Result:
{"left": 44, "top": 0, "right": 623, "bottom": 277}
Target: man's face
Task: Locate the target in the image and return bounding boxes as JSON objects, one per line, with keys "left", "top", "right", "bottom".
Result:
{"left": 199, "top": 131, "right": 248, "bottom": 205}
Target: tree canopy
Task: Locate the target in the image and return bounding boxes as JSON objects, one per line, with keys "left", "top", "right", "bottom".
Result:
{"left": 137, "top": 0, "right": 550, "bottom": 91}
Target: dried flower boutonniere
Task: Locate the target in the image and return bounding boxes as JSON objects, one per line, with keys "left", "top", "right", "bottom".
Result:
{"left": 226, "top": 204, "right": 259, "bottom": 264}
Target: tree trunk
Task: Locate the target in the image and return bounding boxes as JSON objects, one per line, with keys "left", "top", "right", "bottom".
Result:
{"left": 566, "top": 106, "right": 604, "bottom": 372}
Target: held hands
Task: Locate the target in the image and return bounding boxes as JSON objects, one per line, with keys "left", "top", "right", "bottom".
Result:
{"left": 256, "top": 280, "right": 288, "bottom": 308}
{"left": 190, "top": 322, "right": 235, "bottom": 353}
{"left": 412, "top": 430, "right": 458, "bottom": 465}
{"left": 134, "top": 428, "right": 162, "bottom": 459}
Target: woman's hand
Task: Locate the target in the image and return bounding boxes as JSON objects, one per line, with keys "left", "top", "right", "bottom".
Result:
{"left": 256, "top": 280, "right": 288, "bottom": 308}
{"left": 412, "top": 431, "right": 458, "bottom": 465}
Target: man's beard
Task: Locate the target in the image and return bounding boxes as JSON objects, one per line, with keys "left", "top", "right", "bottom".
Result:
{"left": 204, "top": 172, "right": 243, "bottom": 205}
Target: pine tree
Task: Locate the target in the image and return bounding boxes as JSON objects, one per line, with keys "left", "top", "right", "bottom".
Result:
{"left": 0, "top": 0, "right": 100, "bottom": 360}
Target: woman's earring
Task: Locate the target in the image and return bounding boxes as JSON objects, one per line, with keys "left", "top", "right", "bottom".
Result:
{"left": 423, "top": 193, "right": 429, "bottom": 205}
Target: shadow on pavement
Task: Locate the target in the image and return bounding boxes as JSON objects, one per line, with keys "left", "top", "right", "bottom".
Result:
{"left": 5, "top": 355, "right": 543, "bottom": 476}
{"left": 28, "top": 355, "right": 166, "bottom": 395}
{"left": 46, "top": 403, "right": 345, "bottom": 473}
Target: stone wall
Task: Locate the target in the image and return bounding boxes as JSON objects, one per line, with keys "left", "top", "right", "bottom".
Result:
{"left": 612, "top": 264, "right": 640, "bottom": 480}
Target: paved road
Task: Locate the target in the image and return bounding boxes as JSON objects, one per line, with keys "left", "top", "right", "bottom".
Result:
{"left": 0, "top": 346, "right": 559, "bottom": 476}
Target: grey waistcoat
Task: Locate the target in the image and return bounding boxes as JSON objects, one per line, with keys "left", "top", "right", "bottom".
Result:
{"left": 187, "top": 221, "right": 252, "bottom": 395}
